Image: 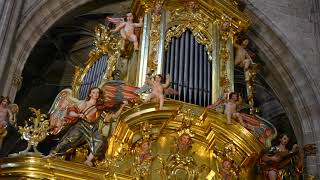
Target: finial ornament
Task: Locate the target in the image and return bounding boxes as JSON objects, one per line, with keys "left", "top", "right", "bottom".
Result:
{"left": 17, "top": 108, "right": 49, "bottom": 156}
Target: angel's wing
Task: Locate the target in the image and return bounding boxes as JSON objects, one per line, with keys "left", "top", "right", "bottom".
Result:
{"left": 207, "top": 96, "right": 225, "bottom": 113}
{"left": 48, "top": 89, "right": 81, "bottom": 135}
{"left": 106, "top": 17, "right": 125, "bottom": 26}
{"left": 101, "top": 82, "right": 139, "bottom": 107}
{"left": 237, "top": 102, "right": 251, "bottom": 111}
{"left": 135, "top": 84, "right": 152, "bottom": 95}
{"left": 237, "top": 113, "right": 277, "bottom": 147}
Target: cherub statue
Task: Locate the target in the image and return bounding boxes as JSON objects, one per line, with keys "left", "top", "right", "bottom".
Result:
{"left": 136, "top": 73, "right": 178, "bottom": 110}
{"left": 153, "top": 2, "right": 163, "bottom": 16}
{"left": 165, "top": 132, "right": 197, "bottom": 179}
{"left": 132, "top": 140, "right": 154, "bottom": 179}
{"left": 126, "top": 122, "right": 162, "bottom": 179}
{"left": 107, "top": 13, "right": 143, "bottom": 51}
{"left": 219, "top": 159, "right": 237, "bottom": 180}
{"left": 260, "top": 134, "right": 304, "bottom": 180}
{"left": 208, "top": 92, "right": 245, "bottom": 126}
{"left": 0, "top": 96, "right": 19, "bottom": 149}
{"left": 234, "top": 38, "right": 254, "bottom": 73}
{"left": 208, "top": 94, "right": 277, "bottom": 146}
{"left": 177, "top": 133, "right": 193, "bottom": 153}
{"left": 8, "top": 103, "right": 19, "bottom": 128}
{"left": 0, "top": 96, "right": 14, "bottom": 128}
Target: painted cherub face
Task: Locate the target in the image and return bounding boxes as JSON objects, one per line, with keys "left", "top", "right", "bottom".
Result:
{"left": 231, "top": 93, "right": 238, "bottom": 101}
{"left": 180, "top": 134, "right": 191, "bottom": 146}
{"left": 222, "top": 160, "right": 232, "bottom": 171}
{"left": 127, "top": 13, "right": 134, "bottom": 22}
{"left": 141, "top": 141, "right": 150, "bottom": 151}
{"left": 187, "top": 1, "right": 196, "bottom": 9}
{"left": 1, "top": 99, "right": 9, "bottom": 107}
{"left": 154, "top": 3, "right": 162, "bottom": 15}
{"left": 155, "top": 75, "right": 162, "bottom": 82}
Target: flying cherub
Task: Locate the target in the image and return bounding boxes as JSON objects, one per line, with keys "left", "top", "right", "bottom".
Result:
{"left": 107, "top": 13, "right": 143, "bottom": 51}
{"left": 208, "top": 92, "right": 245, "bottom": 126}
{"left": 136, "top": 72, "right": 178, "bottom": 110}
{"left": 207, "top": 93, "right": 277, "bottom": 146}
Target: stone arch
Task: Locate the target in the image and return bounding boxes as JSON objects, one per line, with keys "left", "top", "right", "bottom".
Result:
{"left": 2, "top": 0, "right": 92, "bottom": 98}
{"left": 246, "top": 5, "right": 320, "bottom": 175}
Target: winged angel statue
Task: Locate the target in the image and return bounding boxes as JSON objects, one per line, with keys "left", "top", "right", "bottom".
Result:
{"left": 47, "top": 72, "right": 139, "bottom": 166}
{"left": 48, "top": 89, "right": 80, "bottom": 135}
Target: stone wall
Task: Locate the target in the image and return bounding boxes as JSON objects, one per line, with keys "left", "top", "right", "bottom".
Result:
{"left": 246, "top": 0, "right": 320, "bottom": 176}
{"left": 0, "top": 0, "right": 93, "bottom": 99}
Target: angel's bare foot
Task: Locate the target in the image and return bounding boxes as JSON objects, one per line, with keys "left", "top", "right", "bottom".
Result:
{"left": 84, "top": 153, "right": 94, "bottom": 166}
{"left": 84, "top": 160, "right": 93, "bottom": 167}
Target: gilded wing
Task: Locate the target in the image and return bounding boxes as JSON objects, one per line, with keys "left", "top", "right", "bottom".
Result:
{"left": 48, "top": 89, "right": 81, "bottom": 135}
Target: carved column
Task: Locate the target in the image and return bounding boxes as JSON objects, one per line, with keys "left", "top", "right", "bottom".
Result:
{"left": 218, "top": 18, "right": 232, "bottom": 94}
{"left": 0, "top": 0, "right": 23, "bottom": 96}
{"left": 226, "top": 35, "right": 234, "bottom": 92}
{"left": 211, "top": 22, "right": 220, "bottom": 102}
{"left": 147, "top": 2, "right": 166, "bottom": 74}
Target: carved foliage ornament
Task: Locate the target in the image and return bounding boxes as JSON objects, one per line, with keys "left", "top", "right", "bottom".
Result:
{"left": 165, "top": 5, "right": 213, "bottom": 61}
{"left": 72, "top": 24, "right": 122, "bottom": 96}
{"left": 218, "top": 16, "right": 233, "bottom": 92}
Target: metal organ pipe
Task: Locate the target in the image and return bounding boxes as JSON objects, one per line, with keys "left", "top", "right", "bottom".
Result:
{"left": 163, "top": 30, "right": 212, "bottom": 106}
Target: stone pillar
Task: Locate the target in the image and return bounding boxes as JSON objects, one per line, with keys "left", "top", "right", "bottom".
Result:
{"left": 0, "top": 0, "right": 23, "bottom": 96}
{"left": 308, "top": 1, "right": 320, "bottom": 176}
